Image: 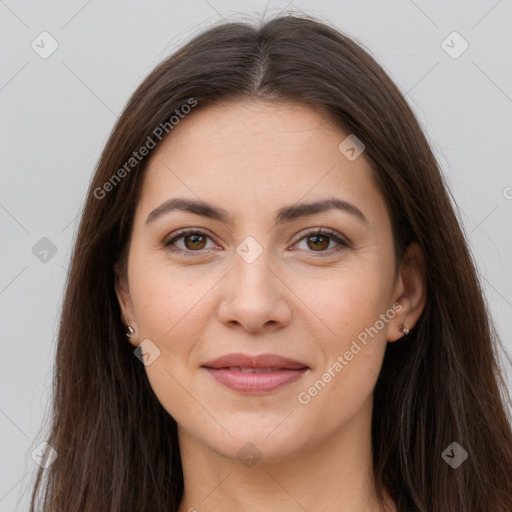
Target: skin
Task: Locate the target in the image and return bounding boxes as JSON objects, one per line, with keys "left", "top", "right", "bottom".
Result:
{"left": 115, "top": 100, "right": 426, "bottom": 512}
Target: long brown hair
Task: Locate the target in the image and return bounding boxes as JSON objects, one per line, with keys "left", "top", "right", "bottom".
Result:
{"left": 27, "top": 13, "right": 512, "bottom": 511}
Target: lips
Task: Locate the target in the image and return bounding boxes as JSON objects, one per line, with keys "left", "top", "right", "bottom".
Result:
{"left": 202, "top": 353, "right": 309, "bottom": 393}
{"left": 224, "top": 367, "right": 282, "bottom": 373}
{"left": 202, "top": 353, "right": 308, "bottom": 370}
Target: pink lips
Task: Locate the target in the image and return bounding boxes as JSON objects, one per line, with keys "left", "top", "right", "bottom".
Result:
{"left": 202, "top": 352, "right": 309, "bottom": 394}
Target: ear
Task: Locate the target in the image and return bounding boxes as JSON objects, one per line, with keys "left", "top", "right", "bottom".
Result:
{"left": 388, "top": 242, "right": 426, "bottom": 342}
{"left": 114, "top": 263, "right": 138, "bottom": 347}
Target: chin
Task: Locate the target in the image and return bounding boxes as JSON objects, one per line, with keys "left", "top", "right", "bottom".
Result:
{"left": 202, "top": 422, "right": 308, "bottom": 465}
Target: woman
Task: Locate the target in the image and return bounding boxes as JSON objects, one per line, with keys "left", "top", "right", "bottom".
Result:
{"left": 28, "top": 13, "right": 512, "bottom": 512}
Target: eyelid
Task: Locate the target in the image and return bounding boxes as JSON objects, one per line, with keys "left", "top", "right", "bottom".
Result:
{"left": 162, "top": 227, "right": 350, "bottom": 256}
{"left": 293, "top": 227, "right": 351, "bottom": 246}
{"left": 290, "top": 227, "right": 350, "bottom": 255}
{"left": 162, "top": 228, "right": 219, "bottom": 256}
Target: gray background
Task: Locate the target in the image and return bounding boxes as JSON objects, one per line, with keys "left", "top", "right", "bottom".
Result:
{"left": 1, "top": 0, "right": 511, "bottom": 509}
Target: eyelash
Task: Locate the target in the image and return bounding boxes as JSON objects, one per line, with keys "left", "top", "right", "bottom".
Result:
{"left": 162, "top": 228, "right": 349, "bottom": 258}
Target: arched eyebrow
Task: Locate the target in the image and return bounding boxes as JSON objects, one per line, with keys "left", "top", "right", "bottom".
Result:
{"left": 145, "top": 197, "right": 368, "bottom": 227}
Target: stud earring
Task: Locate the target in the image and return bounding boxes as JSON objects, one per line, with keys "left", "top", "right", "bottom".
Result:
{"left": 126, "top": 325, "right": 135, "bottom": 337}
{"left": 398, "top": 322, "right": 409, "bottom": 336}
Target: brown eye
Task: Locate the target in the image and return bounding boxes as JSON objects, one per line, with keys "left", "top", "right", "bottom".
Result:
{"left": 306, "top": 234, "right": 330, "bottom": 251}
{"left": 163, "top": 229, "right": 215, "bottom": 256}
{"left": 294, "top": 229, "right": 349, "bottom": 255}
{"left": 182, "top": 233, "right": 207, "bottom": 250}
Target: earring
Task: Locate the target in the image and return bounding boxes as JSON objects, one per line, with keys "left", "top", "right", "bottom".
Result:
{"left": 126, "top": 325, "right": 135, "bottom": 337}
{"left": 398, "top": 322, "right": 409, "bottom": 336}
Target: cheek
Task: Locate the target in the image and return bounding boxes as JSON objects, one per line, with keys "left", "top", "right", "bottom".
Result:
{"left": 126, "top": 273, "right": 206, "bottom": 418}
{"left": 129, "top": 269, "right": 208, "bottom": 422}
{"left": 298, "top": 272, "right": 390, "bottom": 401}
{"left": 130, "top": 259, "right": 209, "bottom": 339}
{"left": 298, "top": 265, "right": 389, "bottom": 341}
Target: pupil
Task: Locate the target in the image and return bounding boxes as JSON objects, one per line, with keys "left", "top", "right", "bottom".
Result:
{"left": 187, "top": 235, "right": 205, "bottom": 249}
{"left": 309, "top": 235, "right": 328, "bottom": 250}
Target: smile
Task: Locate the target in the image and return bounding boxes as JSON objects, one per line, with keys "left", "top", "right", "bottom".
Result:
{"left": 203, "top": 367, "right": 308, "bottom": 394}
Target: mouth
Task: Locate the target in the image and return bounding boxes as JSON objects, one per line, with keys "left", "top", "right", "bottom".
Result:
{"left": 201, "top": 352, "right": 310, "bottom": 394}
{"left": 216, "top": 366, "right": 291, "bottom": 373}
{"left": 202, "top": 366, "right": 309, "bottom": 393}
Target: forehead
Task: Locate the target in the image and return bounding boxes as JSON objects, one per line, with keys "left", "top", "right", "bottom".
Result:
{"left": 148, "top": 100, "right": 354, "bottom": 172}
{"left": 136, "top": 100, "right": 386, "bottom": 228}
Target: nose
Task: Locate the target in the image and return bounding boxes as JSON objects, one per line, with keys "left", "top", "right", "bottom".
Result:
{"left": 216, "top": 249, "right": 292, "bottom": 333}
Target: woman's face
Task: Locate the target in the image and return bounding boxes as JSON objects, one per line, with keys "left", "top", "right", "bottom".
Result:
{"left": 116, "top": 100, "right": 420, "bottom": 463}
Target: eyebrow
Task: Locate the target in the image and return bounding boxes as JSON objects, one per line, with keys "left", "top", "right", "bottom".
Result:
{"left": 145, "top": 197, "right": 368, "bottom": 227}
